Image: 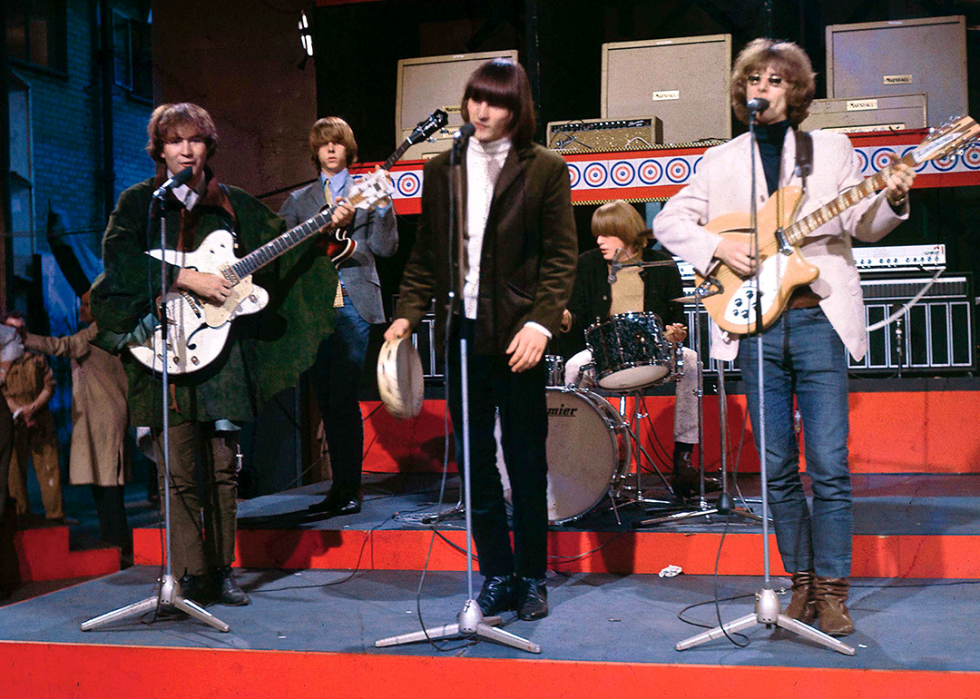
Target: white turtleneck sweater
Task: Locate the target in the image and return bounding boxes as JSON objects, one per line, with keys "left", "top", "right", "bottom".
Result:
{"left": 462, "top": 137, "right": 551, "bottom": 339}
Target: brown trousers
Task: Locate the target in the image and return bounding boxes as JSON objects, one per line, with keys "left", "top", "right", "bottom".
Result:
{"left": 153, "top": 422, "right": 239, "bottom": 578}
{"left": 7, "top": 410, "right": 63, "bottom": 519}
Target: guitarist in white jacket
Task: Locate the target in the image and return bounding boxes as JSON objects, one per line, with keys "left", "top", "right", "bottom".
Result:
{"left": 654, "top": 38, "right": 915, "bottom": 637}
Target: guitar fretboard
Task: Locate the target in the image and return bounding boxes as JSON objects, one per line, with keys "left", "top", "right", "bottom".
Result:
{"left": 231, "top": 209, "right": 335, "bottom": 280}
{"left": 785, "top": 153, "right": 913, "bottom": 245}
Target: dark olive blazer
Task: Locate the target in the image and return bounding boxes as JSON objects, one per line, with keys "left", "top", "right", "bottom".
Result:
{"left": 395, "top": 142, "right": 577, "bottom": 355}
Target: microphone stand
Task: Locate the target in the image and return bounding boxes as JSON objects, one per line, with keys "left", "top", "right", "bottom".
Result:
{"left": 81, "top": 184, "right": 230, "bottom": 633}
{"left": 376, "top": 128, "right": 539, "bottom": 653}
{"left": 675, "top": 105, "right": 854, "bottom": 655}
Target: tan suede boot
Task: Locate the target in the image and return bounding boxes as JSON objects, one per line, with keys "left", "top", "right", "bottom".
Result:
{"left": 813, "top": 576, "right": 854, "bottom": 637}
{"left": 784, "top": 571, "right": 815, "bottom": 625}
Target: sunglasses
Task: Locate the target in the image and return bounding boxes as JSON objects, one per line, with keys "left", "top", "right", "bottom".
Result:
{"left": 747, "top": 74, "right": 785, "bottom": 87}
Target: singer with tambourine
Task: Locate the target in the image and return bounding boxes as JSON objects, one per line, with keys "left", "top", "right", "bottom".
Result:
{"left": 654, "top": 39, "right": 916, "bottom": 637}
{"left": 384, "top": 59, "right": 577, "bottom": 621}
{"left": 560, "top": 200, "right": 719, "bottom": 499}
{"left": 90, "top": 103, "right": 346, "bottom": 609}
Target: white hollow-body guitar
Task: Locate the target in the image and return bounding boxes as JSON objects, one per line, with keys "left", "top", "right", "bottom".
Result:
{"left": 128, "top": 170, "right": 393, "bottom": 374}
{"left": 128, "top": 109, "right": 449, "bottom": 375}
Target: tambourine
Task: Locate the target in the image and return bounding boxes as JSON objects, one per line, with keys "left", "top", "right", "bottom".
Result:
{"left": 377, "top": 335, "right": 424, "bottom": 420}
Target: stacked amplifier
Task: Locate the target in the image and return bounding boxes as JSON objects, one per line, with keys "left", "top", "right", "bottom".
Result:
{"left": 823, "top": 15, "right": 968, "bottom": 131}
{"left": 546, "top": 117, "right": 662, "bottom": 152}
{"left": 676, "top": 245, "right": 974, "bottom": 376}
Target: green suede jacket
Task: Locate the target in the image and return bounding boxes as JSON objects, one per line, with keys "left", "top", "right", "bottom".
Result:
{"left": 90, "top": 173, "right": 337, "bottom": 428}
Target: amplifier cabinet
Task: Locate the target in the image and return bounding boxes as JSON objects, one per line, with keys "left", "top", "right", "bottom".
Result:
{"left": 826, "top": 16, "right": 967, "bottom": 127}
{"left": 681, "top": 274, "right": 974, "bottom": 376}
{"left": 601, "top": 34, "right": 732, "bottom": 145}
{"left": 546, "top": 116, "right": 663, "bottom": 152}
{"left": 801, "top": 93, "right": 927, "bottom": 133}
{"left": 395, "top": 50, "right": 518, "bottom": 161}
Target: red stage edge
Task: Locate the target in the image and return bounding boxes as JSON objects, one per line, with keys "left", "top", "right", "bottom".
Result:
{"left": 3, "top": 641, "right": 978, "bottom": 699}
{"left": 14, "top": 527, "right": 119, "bottom": 582}
{"left": 130, "top": 528, "right": 980, "bottom": 579}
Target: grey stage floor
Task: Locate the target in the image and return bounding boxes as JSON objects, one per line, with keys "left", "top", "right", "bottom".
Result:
{"left": 231, "top": 472, "right": 980, "bottom": 537}
{"left": 0, "top": 566, "right": 976, "bottom": 671}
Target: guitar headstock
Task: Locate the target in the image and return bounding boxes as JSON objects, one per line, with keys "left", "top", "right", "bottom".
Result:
{"left": 407, "top": 109, "right": 449, "bottom": 146}
{"left": 347, "top": 168, "right": 395, "bottom": 210}
{"left": 913, "top": 115, "right": 980, "bottom": 165}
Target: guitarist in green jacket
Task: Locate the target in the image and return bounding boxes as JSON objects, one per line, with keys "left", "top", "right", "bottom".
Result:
{"left": 91, "top": 103, "right": 345, "bottom": 607}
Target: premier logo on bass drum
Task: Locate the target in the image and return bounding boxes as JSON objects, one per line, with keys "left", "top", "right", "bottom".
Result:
{"left": 547, "top": 403, "right": 579, "bottom": 417}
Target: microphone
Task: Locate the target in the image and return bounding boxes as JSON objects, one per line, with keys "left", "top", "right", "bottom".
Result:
{"left": 608, "top": 248, "right": 623, "bottom": 284}
{"left": 153, "top": 166, "right": 194, "bottom": 198}
{"left": 454, "top": 122, "right": 476, "bottom": 141}
{"left": 747, "top": 98, "right": 770, "bottom": 115}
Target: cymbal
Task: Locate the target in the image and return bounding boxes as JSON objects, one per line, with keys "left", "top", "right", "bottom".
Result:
{"left": 670, "top": 295, "right": 697, "bottom": 303}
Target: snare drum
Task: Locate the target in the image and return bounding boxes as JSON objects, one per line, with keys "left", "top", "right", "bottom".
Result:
{"left": 585, "top": 312, "right": 672, "bottom": 391}
{"left": 496, "top": 387, "right": 631, "bottom": 524}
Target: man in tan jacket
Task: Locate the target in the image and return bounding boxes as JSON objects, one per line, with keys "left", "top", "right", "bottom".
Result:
{"left": 24, "top": 292, "right": 132, "bottom": 565}
{"left": 2, "top": 311, "right": 62, "bottom": 521}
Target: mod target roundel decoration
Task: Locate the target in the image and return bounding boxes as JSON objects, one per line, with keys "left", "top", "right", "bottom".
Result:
{"left": 854, "top": 149, "right": 870, "bottom": 174}
{"left": 638, "top": 159, "right": 663, "bottom": 185}
{"left": 932, "top": 151, "right": 959, "bottom": 172}
{"left": 584, "top": 163, "right": 608, "bottom": 187}
{"left": 665, "top": 158, "right": 691, "bottom": 183}
{"left": 567, "top": 163, "right": 581, "bottom": 188}
{"left": 962, "top": 144, "right": 980, "bottom": 171}
{"left": 611, "top": 161, "right": 635, "bottom": 186}
{"left": 871, "top": 148, "right": 898, "bottom": 172}
{"left": 395, "top": 172, "right": 421, "bottom": 197}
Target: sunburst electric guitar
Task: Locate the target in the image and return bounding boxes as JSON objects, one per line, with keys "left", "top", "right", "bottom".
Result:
{"left": 698, "top": 116, "right": 980, "bottom": 335}
{"left": 128, "top": 109, "right": 449, "bottom": 375}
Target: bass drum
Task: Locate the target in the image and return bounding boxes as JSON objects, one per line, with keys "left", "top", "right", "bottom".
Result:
{"left": 496, "top": 387, "right": 631, "bottom": 524}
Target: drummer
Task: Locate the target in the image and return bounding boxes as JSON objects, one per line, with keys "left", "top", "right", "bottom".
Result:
{"left": 561, "top": 200, "right": 719, "bottom": 498}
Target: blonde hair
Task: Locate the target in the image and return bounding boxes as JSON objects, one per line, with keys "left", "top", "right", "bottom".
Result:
{"left": 591, "top": 200, "right": 649, "bottom": 251}
{"left": 309, "top": 117, "right": 358, "bottom": 170}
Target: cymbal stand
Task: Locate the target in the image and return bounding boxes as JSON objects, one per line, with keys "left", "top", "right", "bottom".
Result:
{"left": 634, "top": 279, "right": 762, "bottom": 528}
{"left": 676, "top": 105, "right": 854, "bottom": 655}
{"left": 81, "top": 185, "right": 230, "bottom": 633}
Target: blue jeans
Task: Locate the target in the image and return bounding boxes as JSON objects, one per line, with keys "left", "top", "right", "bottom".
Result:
{"left": 313, "top": 301, "right": 371, "bottom": 495}
{"left": 737, "top": 307, "right": 852, "bottom": 578}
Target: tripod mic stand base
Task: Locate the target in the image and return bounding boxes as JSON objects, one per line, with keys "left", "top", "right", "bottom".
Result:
{"left": 675, "top": 587, "right": 855, "bottom": 656}
{"left": 80, "top": 574, "right": 231, "bottom": 633}
{"left": 375, "top": 599, "right": 541, "bottom": 653}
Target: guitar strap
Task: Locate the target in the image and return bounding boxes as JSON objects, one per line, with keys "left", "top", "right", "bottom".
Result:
{"left": 794, "top": 129, "right": 813, "bottom": 188}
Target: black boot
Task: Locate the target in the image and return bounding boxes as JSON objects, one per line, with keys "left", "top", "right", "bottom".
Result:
{"left": 178, "top": 573, "right": 212, "bottom": 605}
{"left": 517, "top": 577, "right": 548, "bottom": 621}
{"left": 307, "top": 486, "right": 361, "bottom": 517}
{"left": 476, "top": 575, "right": 516, "bottom": 616}
{"left": 671, "top": 447, "right": 721, "bottom": 499}
{"left": 211, "top": 566, "right": 249, "bottom": 606}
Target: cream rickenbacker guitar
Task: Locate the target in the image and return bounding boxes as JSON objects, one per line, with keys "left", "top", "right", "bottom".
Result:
{"left": 698, "top": 115, "right": 980, "bottom": 335}
{"left": 129, "top": 109, "right": 449, "bottom": 376}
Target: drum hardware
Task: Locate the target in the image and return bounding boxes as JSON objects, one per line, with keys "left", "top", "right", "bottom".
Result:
{"left": 634, "top": 276, "right": 764, "bottom": 528}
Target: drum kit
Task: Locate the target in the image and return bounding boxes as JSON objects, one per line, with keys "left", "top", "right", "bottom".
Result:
{"left": 378, "top": 305, "right": 759, "bottom": 527}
